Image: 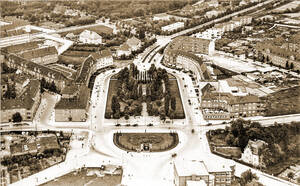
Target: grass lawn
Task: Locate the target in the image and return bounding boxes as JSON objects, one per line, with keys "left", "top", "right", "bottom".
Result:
{"left": 105, "top": 80, "right": 119, "bottom": 116}
{"left": 42, "top": 168, "right": 122, "bottom": 186}
{"left": 114, "top": 133, "right": 179, "bottom": 152}
{"left": 169, "top": 79, "right": 185, "bottom": 119}
{"left": 264, "top": 86, "right": 300, "bottom": 116}
{"left": 58, "top": 55, "right": 85, "bottom": 66}
{"left": 61, "top": 25, "right": 113, "bottom": 37}
{"left": 215, "top": 147, "right": 242, "bottom": 158}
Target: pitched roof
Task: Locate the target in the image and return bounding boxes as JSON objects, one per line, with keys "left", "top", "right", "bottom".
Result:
{"left": 20, "top": 47, "right": 58, "bottom": 60}
{"left": 1, "top": 80, "right": 40, "bottom": 110}
{"left": 119, "top": 43, "right": 130, "bottom": 51}
{"left": 126, "top": 36, "right": 141, "bottom": 47}
{"left": 2, "top": 41, "right": 42, "bottom": 54}
{"left": 246, "top": 139, "right": 267, "bottom": 155}
{"left": 201, "top": 83, "right": 217, "bottom": 95}
{"left": 75, "top": 56, "right": 95, "bottom": 84}
{"left": 55, "top": 85, "right": 90, "bottom": 110}
{"left": 8, "top": 54, "right": 67, "bottom": 81}
{"left": 229, "top": 95, "right": 261, "bottom": 104}
{"left": 80, "top": 30, "right": 102, "bottom": 40}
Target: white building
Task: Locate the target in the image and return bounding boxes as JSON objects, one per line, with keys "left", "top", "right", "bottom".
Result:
{"left": 126, "top": 36, "right": 142, "bottom": 51}
{"left": 79, "top": 30, "right": 102, "bottom": 44}
{"left": 162, "top": 22, "right": 184, "bottom": 32}
{"left": 153, "top": 13, "right": 171, "bottom": 21}
{"left": 174, "top": 160, "right": 211, "bottom": 186}
{"left": 241, "top": 139, "right": 267, "bottom": 167}
{"left": 116, "top": 43, "right": 131, "bottom": 57}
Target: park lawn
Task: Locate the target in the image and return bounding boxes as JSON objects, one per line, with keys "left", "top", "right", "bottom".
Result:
{"left": 42, "top": 168, "right": 122, "bottom": 186}
{"left": 264, "top": 86, "right": 300, "bottom": 116}
{"left": 215, "top": 147, "right": 242, "bottom": 158}
{"left": 169, "top": 79, "right": 185, "bottom": 119}
{"left": 105, "top": 80, "right": 119, "bottom": 116}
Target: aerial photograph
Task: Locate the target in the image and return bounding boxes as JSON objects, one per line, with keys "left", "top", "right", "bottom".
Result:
{"left": 0, "top": 0, "right": 300, "bottom": 185}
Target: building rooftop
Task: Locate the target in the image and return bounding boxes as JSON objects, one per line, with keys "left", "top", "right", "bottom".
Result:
{"left": 8, "top": 54, "right": 67, "bottom": 81}
{"left": 75, "top": 56, "right": 95, "bottom": 84}
{"left": 1, "top": 79, "right": 40, "bottom": 110}
{"left": 55, "top": 85, "right": 90, "bottom": 110}
{"left": 174, "top": 160, "right": 209, "bottom": 177}
{"left": 20, "top": 46, "right": 58, "bottom": 60}
{"left": 1, "top": 41, "right": 42, "bottom": 54}
{"left": 126, "top": 36, "right": 141, "bottom": 48}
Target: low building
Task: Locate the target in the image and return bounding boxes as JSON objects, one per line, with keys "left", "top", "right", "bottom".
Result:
{"left": 241, "top": 139, "right": 267, "bottom": 167}
{"left": 174, "top": 160, "right": 210, "bottom": 186}
{"left": 1, "top": 80, "right": 41, "bottom": 123}
{"left": 54, "top": 85, "right": 90, "bottom": 122}
{"left": 162, "top": 22, "right": 184, "bottom": 32}
{"left": 126, "top": 36, "right": 141, "bottom": 52}
{"left": 79, "top": 30, "right": 102, "bottom": 44}
{"left": 116, "top": 43, "right": 131, "bottom": 57}
{"left": 20, "top": 46, "right": 58, "bottom": 65}
{"left": 153, "top": 13, "right": 171, "bottom": 21}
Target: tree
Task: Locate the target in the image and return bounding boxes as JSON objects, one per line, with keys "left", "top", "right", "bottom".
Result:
{"left": 290, "top": 62, "right": 294, "bottom": 70}
{"left": 171, "top": 97, "right": 176, "bottom": 110}
{"left": 287, "top": 172, "right": 294, "bottom": 181}
{"left": 240, "top": 170, "right": 258, "bottom": 185}
{"left": 12, "top": 112, "right": 22, "bottom": 122}
{"left": 286, "top": 61, "right": 289, "bottom": 69}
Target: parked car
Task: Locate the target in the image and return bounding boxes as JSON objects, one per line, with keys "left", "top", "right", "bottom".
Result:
{"left": 133, "top": 124, "right": 138, "bottom": 127}
{"left": 147, "top": 123, "right": 153, "bottom": 126}
{"left": 115, "top": 124, "right": 121, "bottom": 127}
{"left": 126, "top": 124, "right": 130, "bottom": 127}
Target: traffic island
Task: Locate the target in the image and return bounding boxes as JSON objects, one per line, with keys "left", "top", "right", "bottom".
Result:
{"left": 113, "top": 132, "right": 179, "bottom": 152}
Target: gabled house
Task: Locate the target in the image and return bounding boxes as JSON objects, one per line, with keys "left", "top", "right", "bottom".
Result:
{"left": 241, "top": 139, "right": 267, "bottom": 167}
{"left": 79, "top": 30, "right": 102, "bottom": 44}
{"left": 126, "top": 36, "right": 141, "bottom": 51}
{"left": 116, "top": 43, "right": 131, "bottom": 57}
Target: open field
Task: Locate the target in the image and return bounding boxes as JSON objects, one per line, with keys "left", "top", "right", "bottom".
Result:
{"left": 169, "top": 79, "right": 185, "bottom": 119}
{"left": 264, "top": 86, "right": 300, "bottom": 116}
{"left": 42, "top": 168, "right": 122, "bottom": 186}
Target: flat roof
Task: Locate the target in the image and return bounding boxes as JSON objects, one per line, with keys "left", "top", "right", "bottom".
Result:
{"left": 175, "top": 160, "right": 209, "bottom": 177}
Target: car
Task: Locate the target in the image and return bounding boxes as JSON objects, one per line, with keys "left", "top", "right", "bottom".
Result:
{"left": 147, "top": 123, "right": 153, "bottom": 126}
{"left": 126, "top": 124, "right": 130, "bottom": 127}
{"left": 173, "top": 71, "right": 176, "bottom": 73}
{"left": 115, "top": 124, "right": 121, "bottom": 127}
{"left": 133, "top": 124, "right": 138, "bottom": 127}
{"left": 206, "top": 123, "right": 212, "bottom": 126}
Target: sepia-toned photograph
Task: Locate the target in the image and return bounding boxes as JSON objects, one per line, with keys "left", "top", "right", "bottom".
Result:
{"left": 0, "top": 0, "right": 300, "bottom": 186}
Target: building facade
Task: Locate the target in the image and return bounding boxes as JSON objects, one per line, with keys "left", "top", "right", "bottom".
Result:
{"left": 1, "top": 80, "right": 41, "bottom": 123}
{"left": 241, "top": 140, "right": 267, "bottom": 167}
{"left": 162, "top": 22, "right": 184, "bottom": 32}
{"left": 79, "top": 30, "right": 102, "bottom": 44}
